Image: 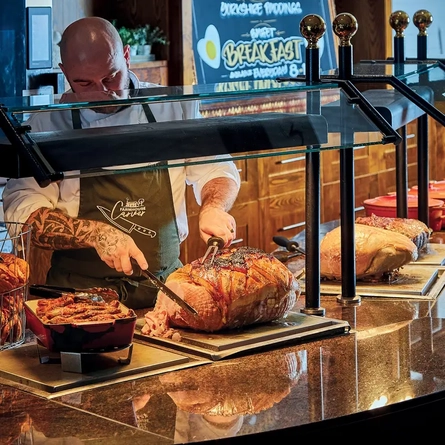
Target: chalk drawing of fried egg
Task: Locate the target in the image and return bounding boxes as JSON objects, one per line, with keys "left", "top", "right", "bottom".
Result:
{"left": 197, "top": 24, "right": 221, "bottom": 69}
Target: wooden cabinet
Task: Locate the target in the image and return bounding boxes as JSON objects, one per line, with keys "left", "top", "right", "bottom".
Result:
{"left": 130, "top": 61, "right": 168, "bottom": 86}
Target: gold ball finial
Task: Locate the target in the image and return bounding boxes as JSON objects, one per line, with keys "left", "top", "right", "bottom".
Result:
{"left": 413, "top": 10, "right": 433, "bottom": 36}
{"left": 389, "top": 11, "right": 410, "bottom": 37}
{"left": 300, "top": 14, "right": 326, "bottom": 49}
{"left": 332, "top": 13, "right": 358, "bottom": 47}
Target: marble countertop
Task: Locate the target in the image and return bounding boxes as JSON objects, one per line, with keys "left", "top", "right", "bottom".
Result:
{"left": 3, "top": 250, "right": 445, "bottom": 443}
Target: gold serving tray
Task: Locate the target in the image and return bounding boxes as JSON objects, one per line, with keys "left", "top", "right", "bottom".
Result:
{"left": 0, "top": 339, "right": 208, "bottom": 398}
{"left": 415, "top": 243, "right": 445, "bottom": 266}
{"left": 135, "top": 312, "right": 350, "bottom": 361}
{"left": 300, "top": 265, "right": 445, "bottom": 299}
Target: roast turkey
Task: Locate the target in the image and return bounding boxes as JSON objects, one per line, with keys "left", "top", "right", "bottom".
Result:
{"left": 355, "top": 214, "right": 431, "bottom": 251}
{"left": 141, "top": 246, "right": 299, "bottom": 339}
{"left": 320, "top": 224, "right": 418, "bottom": 280}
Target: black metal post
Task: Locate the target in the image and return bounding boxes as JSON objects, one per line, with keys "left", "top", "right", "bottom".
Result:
{"left": 417, "top": 114, "right": 429, "bottom": 225}
{"left": 413, "top": 10, "right": 433, "bottom": 226}
{"left": 395, "top": 126, "right": 408, "bottom": 218}
{"left": 333, "top": 13, "right": 360, "bottom": 305}
{"left": 300, "top": 14, "right": 325, "bottom": 316}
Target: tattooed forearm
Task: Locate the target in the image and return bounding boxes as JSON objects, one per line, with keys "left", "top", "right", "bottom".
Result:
{"left": 25, "top": 207, "right": 147, "bottom": 273}
{"left": 200, "top": 177, "right": 238, "bottom": 212}
{"left": 27, "top": 207, "right": 102, "bottom": 250}
{"left": 91, "top": 227, "right": 131, "bottom": 259}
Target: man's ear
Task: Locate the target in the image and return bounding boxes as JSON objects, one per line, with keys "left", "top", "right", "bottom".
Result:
{"left": 123, "top": 44, "right": 131, "bottom": 68}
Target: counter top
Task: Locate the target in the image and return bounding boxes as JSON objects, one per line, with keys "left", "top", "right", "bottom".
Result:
{"left": 3, "top": 264, "right": 445, "bottom": 443}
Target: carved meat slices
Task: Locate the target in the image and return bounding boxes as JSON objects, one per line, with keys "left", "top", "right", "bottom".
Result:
{"left": 355, "top": 214, "right": 431, "bottom": 251}
{"left": 320, "top": 224, "right": 418, "bottom": 281}
{"left": 141, "top": 246, "right": 299, "bottom": 339}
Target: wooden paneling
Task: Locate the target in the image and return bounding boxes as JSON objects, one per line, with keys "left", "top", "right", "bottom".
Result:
{"left": 130, "top": 61, "right": 168, "bottom": 85}
{"left": 334, "top": 0, "right": 391, "bottom": 62}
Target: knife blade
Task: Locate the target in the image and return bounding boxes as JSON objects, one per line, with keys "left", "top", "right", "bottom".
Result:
{"left": 130, "top": 259, "right": 199, "bottom": 317}
{"left": 97, "top": 206, "right": 156, "bottom": 237}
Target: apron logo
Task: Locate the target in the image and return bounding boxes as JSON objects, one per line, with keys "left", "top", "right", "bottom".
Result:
{"left": 97, "top": 203, "right": 156, "bottom": 238}
{"left": 114, "top": 198, "right": 146, "bottom": 218}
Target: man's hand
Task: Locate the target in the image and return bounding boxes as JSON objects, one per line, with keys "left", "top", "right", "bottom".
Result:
{"left": 27, "top": 207, "right": 148, "bottom": 275}
{"left": 90, "top": 222, "right": 148, "bottom": 274}
{"left": 199, "top": 206, "right": 236, "bottom": 247}
{"left": 199, "top": 177, "right": 239, "bottom": 247}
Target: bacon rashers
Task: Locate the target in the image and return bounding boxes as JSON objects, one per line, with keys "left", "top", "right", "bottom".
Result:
{"left": 35, "top": 294, "right": 135, "bottom": 324}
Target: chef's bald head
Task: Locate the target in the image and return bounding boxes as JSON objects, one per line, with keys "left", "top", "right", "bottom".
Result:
{"left": 60, "top": 17, "right": 124, "bottom": 69}
{"left": 58, "top": 17, "right": 131, "bottom": 102}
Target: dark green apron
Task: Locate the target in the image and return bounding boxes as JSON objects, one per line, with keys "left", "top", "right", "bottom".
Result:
{"left": 47, "top": 105, "right": 181, "bottom": 309}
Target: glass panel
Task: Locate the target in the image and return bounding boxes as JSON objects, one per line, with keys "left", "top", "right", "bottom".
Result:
{"left": 350, "top": 61, "right": 437, "bottom": 78}
{"left": 5, "top": 87, "right": 386, "bottom": 180}
{"left": 401, "top": 64, "right": 445, "bottom": 114}
{"left": 0, "top": 80, "right": 340, "bottom": 114}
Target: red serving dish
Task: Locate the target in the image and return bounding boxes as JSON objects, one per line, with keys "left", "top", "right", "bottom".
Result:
{"left": 363, "top": 194, "right": 445, "bottom": 231}
{"left": 409, "top": 182, "right": 445, "bottom": 200}
{"left": 25, "top": 299, "right": 137, "bottom": 352}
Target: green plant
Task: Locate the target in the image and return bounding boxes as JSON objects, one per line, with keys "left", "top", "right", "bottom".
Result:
{"left": 111, "top": 20, "right": 138, "bottom": 47}
{"left": 134, "top": 26, "right": 147, "bottom": 46}
{"left": 111, "top": 21, "right": 168, "bottom": 48}
{"left": 143, "top": 25, "right": 169, "bottom": 46}
{"left": 118, "top": 26, "right": 138, "bottom": 47}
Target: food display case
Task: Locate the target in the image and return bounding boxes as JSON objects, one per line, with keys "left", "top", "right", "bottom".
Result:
{"left": 3, "top": 9, "right": 445, "bottom": 443}
{"left": 2, "top": 11, "right": 445, "bottom": 328}
{"left": 0, "top": 80, "right": 397, "bottom": 309}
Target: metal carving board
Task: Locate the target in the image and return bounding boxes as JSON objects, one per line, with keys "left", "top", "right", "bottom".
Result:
{"left": 135, "top": 312, "right": 350, "bottom": 361}
{"left": 414, "top": 243, "right": 445, "bottom": 265}
{"left": 0, "top": 340, "right": 209, "bottom": 396}
{"left": 302, "top": 266, "right": 445, "bottom": 299}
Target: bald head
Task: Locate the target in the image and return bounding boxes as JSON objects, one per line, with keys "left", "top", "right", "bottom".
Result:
{"left": 60, "top": 17, "right": 123, "bottom": 67}
{"left": 59, "top": 17, "right": 130, "bottom": 95}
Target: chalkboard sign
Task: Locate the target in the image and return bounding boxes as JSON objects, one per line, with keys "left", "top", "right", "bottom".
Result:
{"left": 192, "top": 0, "right": 337, "bottom": 85}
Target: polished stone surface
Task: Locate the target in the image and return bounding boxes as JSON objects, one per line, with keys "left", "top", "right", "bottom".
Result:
{"left": 3, "top": 251, "right": 445, "bottom": 443}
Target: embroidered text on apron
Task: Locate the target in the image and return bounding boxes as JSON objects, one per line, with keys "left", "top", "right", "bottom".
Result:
{"left": 48, "top": 105, "right": 181, "bottom": 309}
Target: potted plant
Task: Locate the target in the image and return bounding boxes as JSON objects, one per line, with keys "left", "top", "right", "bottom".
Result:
{"left": 144, "top": 24, "right": 169, "bottom": 46}
{"left": 134, "top": 26, "right": 150, "bottom": 56}
{"left": 112, "top": 21, "right": 139, "bottom": 55}
{"left": 135, "top": 25, "right": 169, "bottom": 56}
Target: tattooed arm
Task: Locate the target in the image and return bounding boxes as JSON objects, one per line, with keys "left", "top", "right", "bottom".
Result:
{"left": 26, "top": 207, "right": 148, "bottom": 274}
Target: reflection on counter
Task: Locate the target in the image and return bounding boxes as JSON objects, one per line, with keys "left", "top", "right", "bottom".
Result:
{"left": 0, "top": 384, "right": 169, "bottom": 444}
{"left": 4, "top": 311, "right": 445, "bottom": 441}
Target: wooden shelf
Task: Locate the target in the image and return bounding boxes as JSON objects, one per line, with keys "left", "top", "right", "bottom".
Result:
{"left": 130, "top": 60, "right": 168, "bottom": 86}
{"left": 130, "top": 60, "right": 168, "bottom": 69}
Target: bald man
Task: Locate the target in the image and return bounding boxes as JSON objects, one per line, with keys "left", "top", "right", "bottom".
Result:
{"left": 3, "top": 17, "right": 240, "bottom": 309}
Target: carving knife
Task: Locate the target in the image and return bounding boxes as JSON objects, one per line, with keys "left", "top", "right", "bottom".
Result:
{"left": 130, "top": 259, "right": 199, "bottom": 317}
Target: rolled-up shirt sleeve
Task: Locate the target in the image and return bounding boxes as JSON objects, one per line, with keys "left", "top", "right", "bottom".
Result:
{"left": 179, "top": 101, "right": 241, "bottom": 204}
{"left": 185, "top": 156, "right": 241, "bottom": 206}
{"left": 2, "top": 177, "right": 59, "bottom": 223}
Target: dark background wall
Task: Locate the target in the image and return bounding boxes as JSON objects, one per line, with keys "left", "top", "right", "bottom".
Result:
{"left": 0, "top": 0, "right": 26, "bottom": 97}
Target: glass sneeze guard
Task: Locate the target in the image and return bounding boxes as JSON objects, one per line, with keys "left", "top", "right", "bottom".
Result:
{"left": 0, "top": 82, "right": 393, "bottom": 184}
